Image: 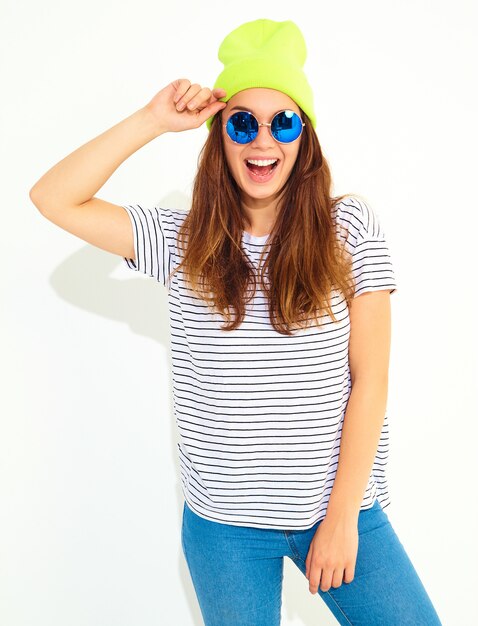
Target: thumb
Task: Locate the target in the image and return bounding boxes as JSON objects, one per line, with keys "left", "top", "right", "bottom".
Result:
{"left": 197, "top": 100, "right": 227, "bottom": 126}
{"left": 212, "top": 88, "right": 227, "bottom": 99}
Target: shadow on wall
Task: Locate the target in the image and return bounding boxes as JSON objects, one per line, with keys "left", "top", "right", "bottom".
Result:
{"left": 48, "top": 190, "right": 190, "bottom": 345}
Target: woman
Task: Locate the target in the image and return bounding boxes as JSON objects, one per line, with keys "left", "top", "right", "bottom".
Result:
{"left": 30, "top": 17, "right": 442, "bottom": 626}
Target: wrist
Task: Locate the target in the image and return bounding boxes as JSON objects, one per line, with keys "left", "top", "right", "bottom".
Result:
{"left": 139, "top": 104, "right": 167, "bottom": 138}
{"left": 325, "top": 496, "right": 361, "bottom": 524}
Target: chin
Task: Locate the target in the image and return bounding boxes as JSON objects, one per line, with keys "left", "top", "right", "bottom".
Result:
{"left": 240, "top": 185, "right": 279, "bottom": 200}
{"left": 239, "top": 173, "right": 282, "bottom": 190}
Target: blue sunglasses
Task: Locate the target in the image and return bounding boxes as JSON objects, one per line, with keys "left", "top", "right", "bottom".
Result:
{"left": 224, "top": 109, "right": 305, "bottom": 145}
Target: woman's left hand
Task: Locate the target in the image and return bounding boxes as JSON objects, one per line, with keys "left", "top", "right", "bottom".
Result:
{"left": 305, "top": 514, "right": 359, "bottom": 594}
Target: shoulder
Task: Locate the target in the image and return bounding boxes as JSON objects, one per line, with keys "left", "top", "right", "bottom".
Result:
{"left": 143, "top": 207, "right": 188, "bottom": 259}
{"left": 150, "top": 207, "right": 189, "bottom": 248}
{"left": 332, "top": 194, "right": 372, "bottom": 231}
{"left": 155, "top": 206, "right": 188, "bottom": 230}
{"left": 332, "top": 195, "right": 382, "bottom": 247}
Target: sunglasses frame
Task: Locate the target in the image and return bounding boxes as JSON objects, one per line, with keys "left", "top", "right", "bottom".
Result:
{"left": 223, "top": 109, "right": 305, "bottom": 145}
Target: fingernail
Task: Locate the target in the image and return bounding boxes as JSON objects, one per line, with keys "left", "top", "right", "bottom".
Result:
{"left": 187, "top": 101, "right": 196, "bottom": 109}
{"left": 177, "top": 102, "right": 185, "bottom": 111}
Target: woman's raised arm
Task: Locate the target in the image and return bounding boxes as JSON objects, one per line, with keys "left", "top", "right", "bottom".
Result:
{"left": 29, "top": 79, "right": 226, "bottom": 260}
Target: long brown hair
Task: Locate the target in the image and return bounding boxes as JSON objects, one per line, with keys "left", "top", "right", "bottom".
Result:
{"left": 168, "top": 108, "right": 356, "bottom": 336}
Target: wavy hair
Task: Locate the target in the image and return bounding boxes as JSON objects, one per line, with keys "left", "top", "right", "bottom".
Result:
{"left": 168, "top": 108, "right": 356, "bottom": 335}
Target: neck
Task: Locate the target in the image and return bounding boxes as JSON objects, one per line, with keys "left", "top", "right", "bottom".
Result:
{"left": 241, "top": 194, "right": 280, "bottom": 236}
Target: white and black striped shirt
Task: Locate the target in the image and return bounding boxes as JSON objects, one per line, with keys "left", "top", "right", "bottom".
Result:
{"left": 122, "top": 195, "right": 398, "bottom": 530}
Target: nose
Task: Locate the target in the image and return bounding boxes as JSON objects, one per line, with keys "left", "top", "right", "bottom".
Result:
{"left": 251, "top": 124, "right": 276, "bottom": 148}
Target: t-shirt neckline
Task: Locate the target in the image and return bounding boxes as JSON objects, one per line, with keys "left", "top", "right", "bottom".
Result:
{"left": 242, "top": 231, "right": 271, "bottom": 244}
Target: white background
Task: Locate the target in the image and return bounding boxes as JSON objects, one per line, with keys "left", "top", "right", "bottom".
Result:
{"left": 2, "top": 1, "right": 477, "bottom": 624}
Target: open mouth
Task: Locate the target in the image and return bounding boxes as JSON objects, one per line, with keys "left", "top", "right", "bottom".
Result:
{"left": 244, "top": 158, "right": 280, "bottom": 182}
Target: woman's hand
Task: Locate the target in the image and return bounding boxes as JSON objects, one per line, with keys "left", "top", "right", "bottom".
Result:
{"left": 305, "top": 514, "right": 359, "bottom": 594}
{"left": 144, "top": 78, "right": 227, "bottom": 135}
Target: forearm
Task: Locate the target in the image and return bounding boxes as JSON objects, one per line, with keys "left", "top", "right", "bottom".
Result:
{"left": 325, "top": 377, "right": 389, "bottom": 522}
{"left": 29, "top": 106, "right": 161, "bottom": 211}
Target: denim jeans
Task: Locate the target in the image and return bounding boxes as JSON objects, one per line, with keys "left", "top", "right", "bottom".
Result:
{"left": 181, "top": 498, "right": 442, "bottom": 626}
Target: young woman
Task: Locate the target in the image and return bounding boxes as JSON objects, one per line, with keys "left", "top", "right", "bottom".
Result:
{"left": 30, "top": 18, "right": 442, "bottom": 626}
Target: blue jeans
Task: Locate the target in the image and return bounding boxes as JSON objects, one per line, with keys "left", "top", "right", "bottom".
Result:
{"left": 181, "top": 498, "right": 442, "bottom": 625}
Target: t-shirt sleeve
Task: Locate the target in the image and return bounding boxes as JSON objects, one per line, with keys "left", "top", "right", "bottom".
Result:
{"left": 335, "top": 196, "right": 398, "bottom": 297}
{"left": 121, "top": 204, "right": 174, "bottom": 289}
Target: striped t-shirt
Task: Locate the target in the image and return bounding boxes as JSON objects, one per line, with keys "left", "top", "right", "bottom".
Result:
{"left": 122, "top": 195, "right": 398, "bottom": 530}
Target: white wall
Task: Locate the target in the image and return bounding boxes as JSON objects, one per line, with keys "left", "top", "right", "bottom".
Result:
{"left": 2, "top": 1, "right": 476, "bottom": 624}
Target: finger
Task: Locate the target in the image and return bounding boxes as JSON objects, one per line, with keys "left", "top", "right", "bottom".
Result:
{"left": 305, "top": 552, "right": 311, "bottom": 579}
{"left": 172, "top": 78, "right": 191, "bottom": 104}
{"left": 308, "top": 566, "right": 322, "bottom": 594}
{"left": 212, "top": 88, "right": 227, "bottom": 99}
{"left": 176, "top": 83, "right": 203, "bottom": 111}
{"left": 319, "top": 569, "right": 333, "bottom": 593}
{"left": 195, "top": 100, "right": 227, "bottom": 126}
{"left": 332, "top": 568, "right": 345, "bottom": 588}
{"left": 206, "top": 89, "right": 226, "bottom": 106}
{"left": 343, "top": 564, "right": 355, "bottom": 584}
{"left": 184, "top": 86, "right": 213, "bottom": 111}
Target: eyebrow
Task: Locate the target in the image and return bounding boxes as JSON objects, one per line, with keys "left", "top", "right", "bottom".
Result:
{"left": 229, "top": 105, "right": 288, "bottom": 115}
{"left": 230, "top": 105, "right": 254, "bottom": 112}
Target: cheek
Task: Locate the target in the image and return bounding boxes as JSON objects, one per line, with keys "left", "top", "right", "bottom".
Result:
{"left": 283, "top": 152, "right": 299, "bottom": 174}
{"left": 227, "top": 151, "right": 244, "bottom": 174}
{"left": 223, "top": 151, "right": 245, "bottom": 185}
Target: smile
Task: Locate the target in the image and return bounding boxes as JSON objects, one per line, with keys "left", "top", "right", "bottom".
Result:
{"left": 244, "top": 158, "right": 280, "bottom": 183}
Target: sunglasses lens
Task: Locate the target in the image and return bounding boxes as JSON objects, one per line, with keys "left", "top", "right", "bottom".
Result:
{"left": 271, "top": 110, "right": 303, "bottom": 143}
{"left": 226, "top": 111, "right": 258, "bottom": 144}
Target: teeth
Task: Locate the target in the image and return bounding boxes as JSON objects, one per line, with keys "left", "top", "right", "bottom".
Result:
{"left": 246, "top": 159, "right": 278, "bottom": 166}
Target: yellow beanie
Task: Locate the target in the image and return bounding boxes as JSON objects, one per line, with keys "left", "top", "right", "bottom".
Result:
{"left": 206, "top": 18, "right": 316, "bottom": 131}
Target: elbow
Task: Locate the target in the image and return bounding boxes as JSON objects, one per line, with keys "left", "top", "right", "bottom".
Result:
{"left": 29, "top": 185, "right": 40, "bottom": 204}
{"left": 29, "top": 186, "right": 48, "bottom": 213}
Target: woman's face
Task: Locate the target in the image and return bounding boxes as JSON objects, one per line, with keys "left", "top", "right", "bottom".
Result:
{"left": 220, "top": 88, "right": 303, "bottom": 210}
